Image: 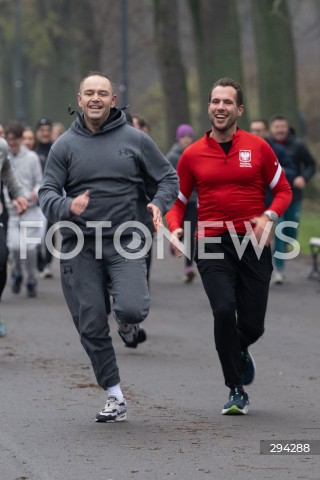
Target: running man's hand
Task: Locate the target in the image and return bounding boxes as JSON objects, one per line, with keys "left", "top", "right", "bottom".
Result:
{"left": 293, "top": 176, "right": 306, "bottom": 189}
{"left": 12, "top": 196, "right": 28, "bottom": 215}
{"left": 147, "top": 203, "right": 163, "bottom": 231}
{"left": 170, "top": 228, "right": 184, "bottom": 257}
{"left": 250, "top": 215, "right": 274, "bottom": 247}
{"left": 29, "top": 190, "right": 38, "bottom": 202}
{"left": 70, "top": 190, "right": 90, "bottom": 216}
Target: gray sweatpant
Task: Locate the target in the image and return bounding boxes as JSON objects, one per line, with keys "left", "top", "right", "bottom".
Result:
{"left": 11, "top": 248, "right": 37, "bottom": 285}
{"left": 60, "top": 236, "right": 150, "bottom": 389}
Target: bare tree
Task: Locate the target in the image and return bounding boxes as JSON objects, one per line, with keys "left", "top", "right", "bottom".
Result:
{"left": 187, "top": 0, "right": 247, "bottom": 131}
{"left": 252, "top": 0, "right": 300, "bottom": 129}
{"left": 153, "top": 0, "right": 191, "bottom": 148}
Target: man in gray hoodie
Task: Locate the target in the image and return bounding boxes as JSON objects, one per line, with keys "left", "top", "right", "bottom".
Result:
{"left": 39, "top": 71, "right": 179, "bottom": 423}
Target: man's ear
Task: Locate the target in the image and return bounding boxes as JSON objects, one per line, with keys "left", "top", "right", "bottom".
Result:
{"left": 111, "top": 95, "right": 117, "bottom": 108}
{"left": 238, "top": 105, "right": 244, "bottom": 118}
{"left": 77, "top": 93, "right": 82, "bottom": 108}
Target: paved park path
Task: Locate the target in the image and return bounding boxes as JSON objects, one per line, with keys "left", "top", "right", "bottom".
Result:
{"left": 1, "top": 248, "right": 319, "bottom": 480}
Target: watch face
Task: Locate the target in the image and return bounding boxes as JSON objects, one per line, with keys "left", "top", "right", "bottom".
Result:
{"left": 266, "top": 211, "right": 277, "bottom": 221}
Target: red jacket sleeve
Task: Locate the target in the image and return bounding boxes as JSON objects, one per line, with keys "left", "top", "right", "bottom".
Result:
{"left": 261, "top": 142, "right": 292, "bottom": 217}
{"left": 166, "top": 152, "right": 195, "bottom": 232}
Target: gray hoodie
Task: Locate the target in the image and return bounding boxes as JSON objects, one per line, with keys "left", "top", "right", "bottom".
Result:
{"left": 39, "top": 109, "right": 179, "bottom": 238}
{"left": 166, "top": 142, "right": 197, "bottom": 204}
{"left": 0, "top": 138, "right": 23, "bottom": 200}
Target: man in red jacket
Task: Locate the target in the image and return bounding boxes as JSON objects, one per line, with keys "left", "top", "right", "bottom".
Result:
{"left": 166, "top": 78, "right": 292, "bottom": 415}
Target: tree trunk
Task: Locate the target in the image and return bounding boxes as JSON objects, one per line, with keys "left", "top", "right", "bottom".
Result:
{"left": 153, "top": 0, "right": 191, "bottom": 149}
{"left": 252, "top": 0, "right": 300, "bottom": 130}
{"left": 187, "top": 0, "right": 248, "bottom": 132}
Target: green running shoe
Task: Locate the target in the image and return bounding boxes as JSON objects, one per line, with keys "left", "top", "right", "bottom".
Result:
{"left": 222, "top": 387, "right": 249, "bottom": 415}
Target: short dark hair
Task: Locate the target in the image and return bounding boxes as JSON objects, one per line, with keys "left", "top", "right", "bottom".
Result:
{"left": 79, "top": 71, "right": 113, "bottom": 93}
{"left": 138, "top": 118, "right": 150, "bottom": 130}
{"left": 209, "top": 77, "right": 244, "bottom": 107}
{"left": 250, "top": 118, "right": 269, "bottom": 129}
{"left": 132, "top": 114, "right": 151, "bottom": 131}
{"left": 5, "top": 122, "right": 24, "bottom": 139}
{"left": 269, "top": 114, "right": 288, "bottom": 124}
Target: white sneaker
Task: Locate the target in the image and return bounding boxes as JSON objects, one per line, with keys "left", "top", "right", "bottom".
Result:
{"left": 95, "top": 396, "right": 127, "bottom": 423}
{"left": 40, "top": 266, "right": 53, "bottom": 279}
{"left": 273, "top": 271, "right": 284, "bottom": 285}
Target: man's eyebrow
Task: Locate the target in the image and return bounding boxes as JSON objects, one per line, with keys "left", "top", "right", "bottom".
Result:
{"left": 83, "top": 89, "right": 110, "bottom": 94}
{"left": 211, "top": 97, "right": 234, "bottom": 102}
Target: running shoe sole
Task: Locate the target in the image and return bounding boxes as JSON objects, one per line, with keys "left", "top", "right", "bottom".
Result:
{"left": 118, "top": 327, "right": 147, "bottom": 349}
{"left": 222, "top": 404, "right": 248, "bottom": 415}
{"left": 95, "top": 411, "right": 127, "bottom": 423}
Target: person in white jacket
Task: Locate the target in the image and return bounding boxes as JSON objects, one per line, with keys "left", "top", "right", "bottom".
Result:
{"left": 5, "top": 122, "right": 43, "bottom": 297}
{"left": 0, "top": 136, "right": 28, "bottom": 335}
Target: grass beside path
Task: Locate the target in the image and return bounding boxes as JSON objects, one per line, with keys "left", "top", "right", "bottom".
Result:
{"left": 298, "top": 203, "right": 320, "bottom": 254}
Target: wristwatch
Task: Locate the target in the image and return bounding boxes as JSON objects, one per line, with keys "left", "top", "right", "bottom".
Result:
{"left": 264, "top": 210, "right": 278, "bottom": 222}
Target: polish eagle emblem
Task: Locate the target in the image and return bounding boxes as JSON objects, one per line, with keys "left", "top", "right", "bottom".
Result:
{"left": 239, "top": 150, "right": 252, "bottom": 167}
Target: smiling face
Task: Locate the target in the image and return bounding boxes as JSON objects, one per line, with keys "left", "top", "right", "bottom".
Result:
{"left": 78, "top": 75, "right": 116, "bottom": 132}
{"left": 36, "top": 125, "right": 52, "bottom": 144}
{"left": 208, "top": 86, "right": 244, "bottom": 140}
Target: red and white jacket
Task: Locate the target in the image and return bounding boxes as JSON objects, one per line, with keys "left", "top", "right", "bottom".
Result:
{"left": 166, "top": 129, "right": 292, "bottom": 238}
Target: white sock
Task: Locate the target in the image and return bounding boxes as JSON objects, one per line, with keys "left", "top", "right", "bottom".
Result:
{"left": 107, "top": 383, "right": 124, "bottom": 401}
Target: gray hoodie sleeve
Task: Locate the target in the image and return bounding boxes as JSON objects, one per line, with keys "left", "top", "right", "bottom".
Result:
{"left": 38, "top": 148, "right": 73, "bottom": 223}
{"left": 0, "top": 139, "right": 23, "bottom": 198}
{"left": 139, "top": 133, "right": 179, "bottom": 214}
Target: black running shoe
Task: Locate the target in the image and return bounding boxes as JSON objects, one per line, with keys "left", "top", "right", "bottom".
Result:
{"left": 222, "top": 387, "right": 249, "bottom": 415}
{"left": 27, "top": 282, "right": 37, "bottom": 298}
{"left": 12, "top": 273, "right": 23, "bottom": 294}
{"left": 118, "top": 324, "right": 147, "bottom": 349}
{"left": 242, "top": 350, "right": 256, "bottom": 386}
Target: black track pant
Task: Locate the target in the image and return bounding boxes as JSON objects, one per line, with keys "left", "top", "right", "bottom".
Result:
{"left": 183, "top": 201, "right": 198, "bottom": 268}
{"left": 195, "top": 233, "right": 273, "bottom": 388}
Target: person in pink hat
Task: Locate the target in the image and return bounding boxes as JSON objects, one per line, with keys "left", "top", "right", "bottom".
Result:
{"left": 166, "top": 124, "right": 197, "bottom": 283}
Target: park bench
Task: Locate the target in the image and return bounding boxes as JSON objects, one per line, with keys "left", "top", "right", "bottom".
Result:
{"left": 308, "top": 237, "right": 320, "bottom": 280}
